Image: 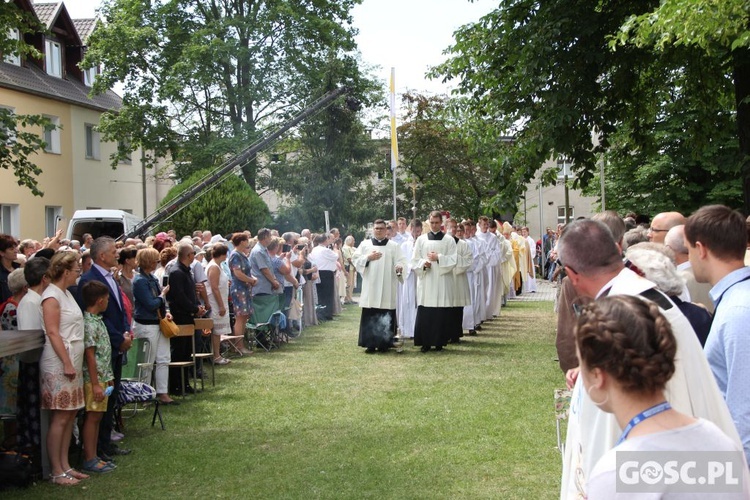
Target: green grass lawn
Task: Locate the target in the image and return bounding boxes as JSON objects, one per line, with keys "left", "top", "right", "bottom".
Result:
{"left": 8, "top": 300, "right": 563, "bottom": 499}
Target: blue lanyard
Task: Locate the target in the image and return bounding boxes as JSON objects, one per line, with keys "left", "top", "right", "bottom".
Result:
{"left": 617, "top": 401, "right": 672, "bottom": 445}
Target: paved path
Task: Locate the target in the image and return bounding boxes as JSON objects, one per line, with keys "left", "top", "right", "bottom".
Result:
{"left": 508, "top": 279, "right": 557, "bottom": 302}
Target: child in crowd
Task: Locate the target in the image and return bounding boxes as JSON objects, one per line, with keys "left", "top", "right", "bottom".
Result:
{"left": 81, "top": 281, "right": 117, "bottom": 474}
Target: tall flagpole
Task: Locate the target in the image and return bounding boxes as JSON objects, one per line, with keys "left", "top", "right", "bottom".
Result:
{"left": 390, "top": 67, "right": 399, "bottom": 221}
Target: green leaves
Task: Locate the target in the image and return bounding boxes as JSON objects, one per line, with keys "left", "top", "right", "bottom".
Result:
{"left": 434, "top": 0, "right": 746, "bottom": 214}
{"left": 156, "top": 167, "right": 270, "bottom": 235}
{"left": 0, "top": 110, "right": 58, "bottom": 197}
{"left": 87, "top": 0, "right": 363, "bottom": 190}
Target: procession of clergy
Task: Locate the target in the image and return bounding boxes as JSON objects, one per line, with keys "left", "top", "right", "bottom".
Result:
{"left": 352, "top": 211, "right": 538, "bottom": 353}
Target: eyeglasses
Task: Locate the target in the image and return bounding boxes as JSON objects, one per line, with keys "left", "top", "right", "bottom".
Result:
{"left": 558, "top": 258, "right": 578, "bottom": 276}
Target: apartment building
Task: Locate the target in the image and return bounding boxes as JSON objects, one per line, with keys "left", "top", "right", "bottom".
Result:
{"left": 0, "top": 0, "right": 173, "bottom": 240}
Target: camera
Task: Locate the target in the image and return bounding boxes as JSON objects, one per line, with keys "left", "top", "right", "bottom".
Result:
{"left": 282, "top": 244, "right": 292, "bottom": 253}
{"left": 162, "top": 275, "right": 169, "bottom": 287}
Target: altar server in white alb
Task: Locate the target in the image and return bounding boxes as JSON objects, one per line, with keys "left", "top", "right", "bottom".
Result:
{"left": 461, "top": 219, "right": 484, "bottom": 336}
{"left": 447, "top": 220, "right": 472, "bottom": 344}
{"left": 476, "top": 216, "right": 501, "bottom": 320}
{"left": 397, "top": 219, "right": 422, "bottom": 339}
{"left": 352, "top": 219, "right": 406, "bottom": 353}
{"left": 466, "top": 220, "right": 487, "bottom": 330}
{"left": 412, "top": 211, "right": 457, "bottom": 352}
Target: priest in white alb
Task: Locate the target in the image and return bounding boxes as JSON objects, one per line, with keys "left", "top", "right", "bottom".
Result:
{"left": 352, "top": 219, "right": 406, "bottom": 353}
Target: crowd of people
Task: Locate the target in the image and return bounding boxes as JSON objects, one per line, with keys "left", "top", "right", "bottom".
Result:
{"left": 0, "top": 225, "right": 384, "bottom": 485}
{"left": 553, "top": 206, "right": 750, "bottom": 498}
{"left": 2, "top": 202, "right": 750, "bottom": 495}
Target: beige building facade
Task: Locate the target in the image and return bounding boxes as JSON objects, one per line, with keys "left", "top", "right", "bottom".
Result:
{"left": 0, "top": 0, "right": 173, "bottom": 241}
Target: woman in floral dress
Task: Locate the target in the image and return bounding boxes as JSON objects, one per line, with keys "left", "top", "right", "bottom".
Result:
{"left": 40, "top": 251, "right": 86, "bottom": 485}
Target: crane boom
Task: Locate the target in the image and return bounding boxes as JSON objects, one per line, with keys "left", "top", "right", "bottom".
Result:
{"left": 125, "top": 86, "right": 350, "bottom": 239}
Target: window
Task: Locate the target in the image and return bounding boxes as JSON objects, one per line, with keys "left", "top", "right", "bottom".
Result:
{"left": 83, "top": 65, "right": 99, "bottom": 87}
{"left": 557, "top": 157, "right": 573, "bottom": 179}
{"left": 43, "top": 115, "right": 61, "bottom": 154}
{"left": 4, "top": 29, "right": 20, "bottom": 65}
{"left": 0, "top": 106, "right": 16, "bottom": 145}
{"left": 0, "top": 204, "right": 20, "bottom": 237}
{"left": 45, "top": 206, "right": 62, "bottom": 237}
{"left": 85, "top": 124, "right": 100, "bottom": 159}
{"left": 118, "top": 139, "right": 132, "bottom": 164}
{"left": 45, "top": 39, "right": 62, "bottom": 77}
{"left": 558, "top": 206, "right": 574, "bottom": 225}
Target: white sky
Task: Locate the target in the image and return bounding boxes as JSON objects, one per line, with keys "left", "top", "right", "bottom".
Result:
{"left": 61, "top": 0, "right": 497, "bottom": 97}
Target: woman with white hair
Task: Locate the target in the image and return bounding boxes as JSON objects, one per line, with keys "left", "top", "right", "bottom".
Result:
{"left": 0, "top": 268, "right": 27, "bottom": 445}
{"left": 625, "top": 242, "right": 712, "bottom": 346}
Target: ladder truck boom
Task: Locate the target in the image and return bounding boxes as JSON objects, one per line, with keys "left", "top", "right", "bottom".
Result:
{"left": 125, "top": 86, "right": 351, "bottom": 239}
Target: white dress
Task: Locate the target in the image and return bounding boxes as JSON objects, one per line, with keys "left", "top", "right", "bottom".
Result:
{"left": 39, "top": 284, "right": 84, "bottom": 410}
{"left": 206, "top": 260, "right": 231, "bottom": 335}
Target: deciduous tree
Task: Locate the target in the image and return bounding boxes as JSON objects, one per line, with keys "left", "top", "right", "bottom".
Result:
{"left": 86, "top": 0, "right": 362, "bottom": 190}
{"left": 434, "top": 0, "right": 745, "bottom": 215}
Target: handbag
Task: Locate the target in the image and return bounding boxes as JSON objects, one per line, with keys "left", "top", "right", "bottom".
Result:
{"left": 158, "top": 310, "right": 179, "bottom": 338}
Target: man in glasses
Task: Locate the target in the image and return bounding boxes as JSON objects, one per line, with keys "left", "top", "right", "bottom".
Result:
{"left": 648, "top": 211, "right": 685, "bottom": 244}
{"left": 556, "top": 218, "right": 739, "bottom": 499}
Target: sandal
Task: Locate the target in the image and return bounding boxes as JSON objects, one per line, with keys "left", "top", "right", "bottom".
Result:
{"left": 82, "top": 457, "right": 116, "bottom": 474}
{"left": 65, "top": 468, "right": 90, "bottom": 480}
{"left": 213, "top": 357, "right": 230, "bottom": 365}
{"left": 50, "top": 472, "right": 79, "bottom": 486}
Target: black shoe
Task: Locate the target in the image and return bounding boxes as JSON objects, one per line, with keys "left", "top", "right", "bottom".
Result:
{"left": 420, "top": 346, "right": 430, "bottom": 353}
{"left": 435, "top": 346, "right": 443, "bottom": 351}
{"left": 108, "top": 445, "right": 132, "bottom": 456}
{"left": 475, "top": 325, "right": 483, "bottom": 331}
{"left": 365, "top": 348, "right": 376, "bottom": 354}
{"left": 184, "top": 386, "right": 196, "bottom": 394}
{"left": 468, "top": 330, "right": 477, "bottom": 336}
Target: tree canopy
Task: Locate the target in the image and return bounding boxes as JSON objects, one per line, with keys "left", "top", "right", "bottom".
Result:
{"left": 86, "top": 0, "right": 363, "bottom": 190}
{"left": 267, "top": 51, "right": 383, "bottom": 234}
{"left": 434, "top": 0, "right": 747, "bottom": 215}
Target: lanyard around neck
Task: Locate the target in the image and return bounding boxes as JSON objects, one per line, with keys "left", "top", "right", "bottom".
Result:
{"left": 617, "top": 401, "right": 672, "bottom": 445}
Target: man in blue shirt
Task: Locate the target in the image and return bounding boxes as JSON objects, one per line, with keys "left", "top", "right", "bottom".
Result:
{"left": 685, "top": 204, "right": 750, "bottom": 466}
{"left": 249, "top": 228, "right": 281, "bottom": 323}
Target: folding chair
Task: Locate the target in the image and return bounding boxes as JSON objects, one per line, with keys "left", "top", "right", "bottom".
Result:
{"left": 220, "top": 334, "right": 247, "bottom": 358}
{"left": 193, "top": 318, "right": 215, "bottom": 389}
{"left": 250, "top": 311, "right": 287, "bottom": 352}
{"left": 555, "top": 388, "right": 572, "bottom": 456}
{"left": 168, "top": 325, "right": 198, "bottom": 397}
{"left": 115, "top": 338, "right": 164, "bottom": 430}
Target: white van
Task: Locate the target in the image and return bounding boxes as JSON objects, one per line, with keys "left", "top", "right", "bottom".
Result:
{"left": 66, "top": 210, "right": 143, "bottom": 242}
